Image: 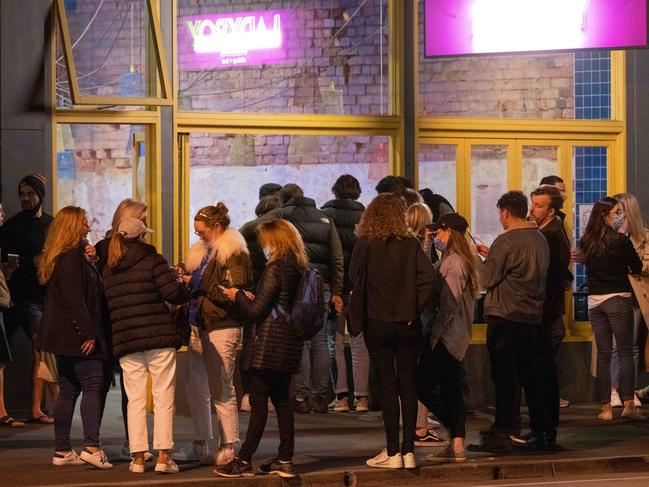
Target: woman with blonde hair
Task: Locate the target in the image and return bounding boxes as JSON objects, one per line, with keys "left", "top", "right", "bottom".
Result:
{"left": 417, "top": 213, "right": 477, "bottom": 463}
{"left": 178, "top": 203, "right": 252, "bottom": 466}
{"left": 102, "top": 217, "right": 190, "bottom": 474}
{"left": 348, "top": 193, "right": 436, "bottom": 470}
{"left": 94, "top": 198, "right": 149, "bottom": 460}
{"left": 612, "top": 193, "right": 649, "bottom": 403}
{"left": 36, "top": 206, "right": 113, "bottom": 469}
{"left": 215, "top": 219, "right": 306, "bottom": 479}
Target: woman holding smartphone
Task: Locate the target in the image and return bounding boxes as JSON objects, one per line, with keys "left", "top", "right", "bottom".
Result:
{"left": 36, "top": 206, "right": 113, "bottom": 469}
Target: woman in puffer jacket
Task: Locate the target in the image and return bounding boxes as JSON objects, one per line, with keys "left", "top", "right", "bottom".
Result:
{"left": 215, "top": 219, "right": 306, "bottom": 480}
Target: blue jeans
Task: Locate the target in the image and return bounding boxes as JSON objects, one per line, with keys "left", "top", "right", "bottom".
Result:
{"left": 590, "top": 296, "right": 635, "bottom": 403}
{"left": 54, "top": 356, "right": 109, "bottom": 451}
{"left": 611, "top": 304, "right": 642, "bottom": 390}
{"left": 294, "top": 290, "right": 332, "bottom": 400}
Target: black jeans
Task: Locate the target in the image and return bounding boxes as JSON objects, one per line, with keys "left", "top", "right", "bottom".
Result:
{"left": 486, "top": 317, "right": 537, "bottom": 434}
{"left": 54, "top": 356, "right": 109, "bottom": 451}
{"left": 239, "top": 369, "right": 294, "bottom": 462}
{"left": 590, "top": 296, "right": 635, "bottom": 403}
{"left": 528, "top": 316, "right": 561, "bottom": 435}
{"left": 417, "top": 340, "right": 466, "bottom": 438}
{"left": 364, "top": 320, "right": 420, "bottom": 456}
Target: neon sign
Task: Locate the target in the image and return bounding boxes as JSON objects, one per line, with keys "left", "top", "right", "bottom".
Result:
{"left": 178, "top": 10, "right": 292, "bottom": 69}
{"left": 424, "top": 0, "right": 648, "bottom": 57}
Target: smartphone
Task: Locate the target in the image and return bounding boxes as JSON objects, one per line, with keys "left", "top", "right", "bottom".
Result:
{"left": 6, "top": 254, "right": 18, "bottom": 270}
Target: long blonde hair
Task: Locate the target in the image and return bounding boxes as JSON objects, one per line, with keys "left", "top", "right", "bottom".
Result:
{"left": 257, "top": 219, "right": 309, "bottom": 270}
{"left": 38, "top": 206, "right": 87, "bottom": 284}
{"left": 613, "top": 193, "right": 647, "bottom": 246}
{"left": 445, "top": 229, "right": 479, "bottom": 298}
{"left": 107, "top": 199, "right": 148, "bottom": 268}
{"left": 406, "top": 202, "right": 432, "bottom": 240}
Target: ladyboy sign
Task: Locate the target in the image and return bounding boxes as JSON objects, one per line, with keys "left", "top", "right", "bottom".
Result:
{"left": 178, "top": 9, "right": 293, "bottom": 69}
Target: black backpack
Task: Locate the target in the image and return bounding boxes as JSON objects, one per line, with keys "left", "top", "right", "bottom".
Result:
{"left": 273, "top": 268, "right": 325, "bottom": 340}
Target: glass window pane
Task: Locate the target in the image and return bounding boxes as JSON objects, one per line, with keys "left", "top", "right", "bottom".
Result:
{"left": 56, "top": 123, "right": 145, "bottom": 243}
{"left": 188, "top": 133, "right": 390, "bottom": 244}
{"left": 417, "top": 3, "right": 611, "bottom": 120}
{"left": 57, "top": 0, "right": 162, "bottom": 105}
{"left": 177, "top": 1, "right": 390, "bottom": 114}
{"left": 521, "top": 145, "right": 560, "bottom": 199}
{"left": 471, "top": 145, "right": 508, "bottom": 245}
{"left": 573, "top": 145, "right": 608, "bottom": 320}
{"left": 418, "top": 144, "right": 457, "bottom": 209}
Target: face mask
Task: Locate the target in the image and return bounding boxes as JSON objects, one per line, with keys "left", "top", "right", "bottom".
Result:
{"left": 611, "top": 212, "right": 625, "bottom": 231}
{"left": 263, "top": 248, "right": 272, "bottom": 260}
{"left": 434, "top": 238, "right": 447, "bottom": 252}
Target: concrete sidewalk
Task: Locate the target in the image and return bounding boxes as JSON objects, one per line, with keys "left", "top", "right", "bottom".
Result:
{"left": 2, "top": 387, "right": 649, "bottom": 486}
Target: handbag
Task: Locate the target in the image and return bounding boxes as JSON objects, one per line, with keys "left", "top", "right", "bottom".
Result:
{"left": 347, "top": 242, "right": 369, "bottom": 337}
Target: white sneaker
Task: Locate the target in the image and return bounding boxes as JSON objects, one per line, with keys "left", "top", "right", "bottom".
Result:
{"left": 155, "top": 459, "right": 179, "bottom": 474}
{"left": 80, "top": 449, "right": 113, "bottom": 470}
{"left": 122, "top": 443, "right": 154, "bottom": 462}
{"left": 129, "top": 460, "right": 145, "bottom": 473}
{"left": 611, "top": 389, "right": 623, "bottom": 408}
{"left": 240, "top": 394, "right": 251, "bottom": 412}
{"left": 52, "top": 450, "right": 85, "bottom": 466}
{"left": 366, "top": 449, "right": 403, "bottom": 469}
{"left": 634, "top": 393, "right": 642, "bottom": 408}
{"left": 214, "top": 445, "right": 236, "bottom": 466}
{"left": 403, "top": 452, "right": 416, "bottom": 469}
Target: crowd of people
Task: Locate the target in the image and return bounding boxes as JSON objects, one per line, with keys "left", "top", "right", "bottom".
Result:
{"left": 0, "top": 171, "right": 647, "bottom": 477}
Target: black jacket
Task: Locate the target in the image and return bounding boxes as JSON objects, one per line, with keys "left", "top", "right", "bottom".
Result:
{"left": 102, "top": 239, "right": 190, "bottom": 359}
{"left": 321, "top": 199, "right": 365, "bottom": 294}
{"left": 233, "top": 258, "right": 303, "bottom": 374}
{"left": 37, "top": 245, "right": 111, "bottom": 359}
{"left": 541, "top": 218, "right": 571, "bottom": 319}
{"left": 350, "top": 236, "right": 436, "bottom": 323}
{"left": 585, "top": 231, "right": 643, "bottom": 295}
{"left": 273, "top": 197, "right": 344, "bottom": 294}
{"left": 239, "top": 219, "right": 265, "bottom": 285}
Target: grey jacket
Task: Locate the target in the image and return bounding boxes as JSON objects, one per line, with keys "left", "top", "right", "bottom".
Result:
{"left": 477, "top": 223, "right": 549, "bottom": 324}
{"left": 430, "top": 253, "right": 475, "bottom": 361}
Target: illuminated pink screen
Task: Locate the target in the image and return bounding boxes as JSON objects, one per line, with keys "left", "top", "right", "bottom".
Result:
{"left": 424, "top": 0, "right": 647, "bottom": 57}
{"left": 178, "top": 10, "right": 293, "bottom": 69}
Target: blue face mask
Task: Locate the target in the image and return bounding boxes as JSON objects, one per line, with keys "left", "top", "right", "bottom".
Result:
{"left": 434, "top": 238, "right": 447, "bottom": 252}
{"left": 263, "top": 248, "right": 272, "bottom": 260}
{"left": 611, "top": 213, "right": 625, "bottom": 231}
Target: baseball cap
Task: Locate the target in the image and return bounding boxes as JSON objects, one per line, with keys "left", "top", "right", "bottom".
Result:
{"left": 428, "top": 213, "right": 469, "bottom": 234}
{"left": 118, "top": 217, "right": 153, "bottom": 238}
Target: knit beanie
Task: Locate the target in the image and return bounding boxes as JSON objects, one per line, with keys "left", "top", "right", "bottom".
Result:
{"left": 19, "top": 173, "right": 47, "bottom": 217}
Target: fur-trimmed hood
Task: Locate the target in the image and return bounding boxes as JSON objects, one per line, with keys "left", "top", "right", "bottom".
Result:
{"left": 185, "top": 228, "right": 249, "bottom": 272}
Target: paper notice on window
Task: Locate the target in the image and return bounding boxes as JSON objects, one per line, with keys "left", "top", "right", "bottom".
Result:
{"left": 473, "top": 183, "right": 503, "bottom": 244}
{"left": 578, "top": 204, "right": 594, "bottom": 238}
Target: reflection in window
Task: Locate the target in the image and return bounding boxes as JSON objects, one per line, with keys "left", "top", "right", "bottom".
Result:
{"left": 418, "top": 144, "right": 457, "bottom": 209}
{"left": 56, "top": 0, "right": 158, "bottom": 107}
{"left": 177, "top": 0, "right": 389, "bottom": 115}
{"left": 470, "top": 145, "right": 508, "bottom": 245}
{"left": 188, "top": 133, "right": 390, "bottom": 244}
{"left": 56, "top": 124, "right": 145, "bottom": 243}
{"left": 521, "top": 146, "right": 560, "bottom": 199}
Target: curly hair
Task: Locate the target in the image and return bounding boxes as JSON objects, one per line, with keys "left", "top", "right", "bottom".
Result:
{"left": 356, "top": 193, "right": 410, "bottom": 240}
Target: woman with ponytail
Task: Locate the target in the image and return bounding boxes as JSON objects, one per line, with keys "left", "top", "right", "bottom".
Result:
{"left": 36, "top": 206, "right": 113, "bottom": 469}
{"left": 102, "top": 217, "right": 189, "bottom": 474}
{"left": 179, "top": 203, "right": 252, "bottom": 466}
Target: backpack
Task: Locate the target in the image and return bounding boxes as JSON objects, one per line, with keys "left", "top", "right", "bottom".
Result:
{"left": 274, "top": 268, "right": 325, "bottom": 340}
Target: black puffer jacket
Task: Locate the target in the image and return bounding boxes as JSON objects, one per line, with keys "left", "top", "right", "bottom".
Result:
{"left": 102, "top": 239, "right": 190, "bottom": 358}
{"left": 266, "top": 197, "right": 343, "bottom": 294}
{"left": 321, "top": 199, "right": 364, "bottom": 294}
{"left": 233, "top": 257, "right": 302, "bottom": 374}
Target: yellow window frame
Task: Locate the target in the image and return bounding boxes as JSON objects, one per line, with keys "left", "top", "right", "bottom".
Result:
{"left": 55, "top": 0, "right": 172, "bottom": 106}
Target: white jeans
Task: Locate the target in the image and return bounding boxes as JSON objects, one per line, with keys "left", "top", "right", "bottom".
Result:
{"left": 184, "top": 326, "right": 242, "bottom": 445}
{"left": 120, "top": 348, "right": 176, "bottom": 453}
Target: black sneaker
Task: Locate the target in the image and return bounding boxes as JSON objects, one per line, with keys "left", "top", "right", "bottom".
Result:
{"left": 467, "top": 432, "right": 513, "bottom": 454}
{"left": 293, "top": 399, "right": 311, "bottom": 414}
{"left": 258, "top": 457, "right": 296, "bottom": 478}
{"left": 214, "top": 457, "right": 254, "bottom": 478}
{"left": 414, "top": 430, "right": 448, "bottom": 447}
{"left": 313, "top": 396, "right": 328, "bottom": 414}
